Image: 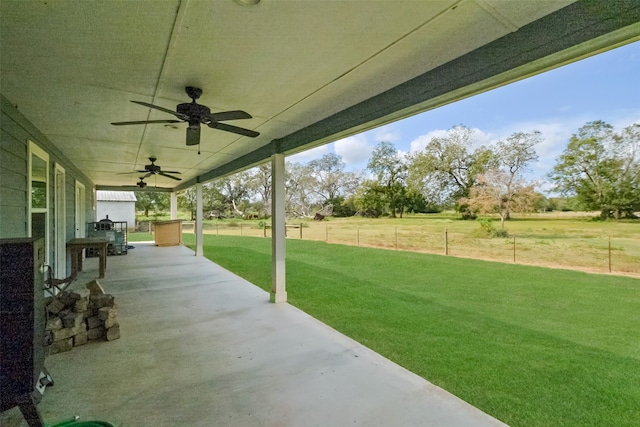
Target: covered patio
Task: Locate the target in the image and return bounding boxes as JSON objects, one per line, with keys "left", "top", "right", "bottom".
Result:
{"left": 2, "top": 1, "right": 640, "bottom": 425}
{"left": 35, "top": 242, "right": 505, "bottom": 426}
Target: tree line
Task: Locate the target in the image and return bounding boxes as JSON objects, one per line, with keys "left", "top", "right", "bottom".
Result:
{"left": 136, "top": 120, "right": 639, "bottom": 223}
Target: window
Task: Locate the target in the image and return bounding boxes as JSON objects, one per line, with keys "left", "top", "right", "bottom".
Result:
{"left": 29, "top": 141, "right": 49, "bottom": 263}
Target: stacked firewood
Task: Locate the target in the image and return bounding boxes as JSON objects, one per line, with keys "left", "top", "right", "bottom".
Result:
{"left": 44, "top": 280, "right": 120, "bottom": 355}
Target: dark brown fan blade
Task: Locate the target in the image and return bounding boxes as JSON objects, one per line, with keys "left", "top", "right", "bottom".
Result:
{"left": 159, "top": 170, "right": 181, "bottom": 174}
{"left": 116, "top": 170, "right": 150, "bottom": 175}
{"left": 111, "top": 119, "right": 182, "bottom": 126}
{"left": 158, "top": 171, "right": 182, "bottom": 181}
{"left": 186, "top": 126, "right": 201, "bottom": 146}
{"left": 208, "top": 122, "right": 259, "bottom": 138}
{"left": 209, "top": 110, "right": 252, "bottom": 122}
{"left": 131, "top": 101, "right": 190, "bottom": 120}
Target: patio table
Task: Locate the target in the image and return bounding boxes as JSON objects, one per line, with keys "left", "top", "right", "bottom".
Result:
{"left": 67, "top": 237, "right": 109, "bottom": 279}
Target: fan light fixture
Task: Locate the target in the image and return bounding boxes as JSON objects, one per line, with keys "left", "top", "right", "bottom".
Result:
{"left": 234, "top": 0, "right": 261, "bottom": 6}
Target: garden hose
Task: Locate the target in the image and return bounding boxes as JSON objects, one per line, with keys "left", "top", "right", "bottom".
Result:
{"left": 46, "top": 416, "right": 116, "bottom": 427}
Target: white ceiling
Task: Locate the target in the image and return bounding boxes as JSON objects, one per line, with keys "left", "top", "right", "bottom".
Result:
{"left": 1, "top": 0, "right": 639, "bottom": 191}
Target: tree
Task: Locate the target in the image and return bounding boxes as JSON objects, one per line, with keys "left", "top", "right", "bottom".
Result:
{"left": 177, "top": 188, "right": 197, "bottom": 220}
{"left": 408, "top": 125, "right": 496, "bottom": 213}
{"left": 463, "top": 170, "right": 537, "bottom": 230}
{"left": 463, "top": 130, "right": 541, "bottom": 226}
{"left": 213, "top": 171, "right": 254, "bottom": 217}
{"left": 404, "top": 188, "right": 438, "bottom": 213}
{"left": 532, "top": 192, "right": 552, "bottom": 212}
{"left": 285, "top": 161, "right": 316, "bottom": 217}
{"left": 550, "top": 121, "right": 640, "bottom": 218}
{"left": 353, "top": 180, "right": 386, "bottom": 217}
{"left": 610, "top": 123, "right": 640, "bottom": 217}
{"left": 135, "top": 191, "right": 169, "bottom": 217}
{"left": 307, "top": 153, "right": 361, "bottom": 204}
{"left": 492, "top": 130, "right": 541, "bottom": 219}
{"left": 367, "top": 141, "right": 408, "bottom": 218}
{"left": 247, "top": 163, "right": 272, "bottom": 217}
{"left": 326, "top": 196, "right": 357, "bottom": 217}
{"left": 176, "top": 184, "right": 226, "bottom": 220}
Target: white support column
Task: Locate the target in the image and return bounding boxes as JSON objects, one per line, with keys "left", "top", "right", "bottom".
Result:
{"left": 270, "top": 153, "right": 287, "bottom": 303}
{"left": 170, "top": 192, "right": 178, "bottom": 220}
{"left": 195, "top": 182, "right": 204, "bottom": 256}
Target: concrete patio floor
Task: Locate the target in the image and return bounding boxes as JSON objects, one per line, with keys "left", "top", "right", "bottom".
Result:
{"left": 34, "top": 242, "right": 507, "bottom": 426}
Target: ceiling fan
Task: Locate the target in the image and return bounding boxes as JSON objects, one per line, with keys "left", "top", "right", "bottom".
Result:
{"left": 120, "top": 157, "right": 182, "bottom": 181}
{"left": 111, "top": 86, "right": 259, "bottom": 146}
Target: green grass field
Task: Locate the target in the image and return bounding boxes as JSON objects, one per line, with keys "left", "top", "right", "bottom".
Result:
{"left": 182, "top": 233, "right": 640, "bottom": 427}
{"left": 127, "top": 232, "right": 153, "bottom": 242}
{"left": 173, "top": 213, "right": 640, "bottom": 276}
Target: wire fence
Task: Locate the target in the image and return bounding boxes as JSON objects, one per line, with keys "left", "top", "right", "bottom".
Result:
{"left": 176, "top": 221, "right": 640, "bottom": 277}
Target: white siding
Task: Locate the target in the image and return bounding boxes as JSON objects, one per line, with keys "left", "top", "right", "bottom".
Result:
{"left": 97, "top": 201, "right": 136, "bottom": 231}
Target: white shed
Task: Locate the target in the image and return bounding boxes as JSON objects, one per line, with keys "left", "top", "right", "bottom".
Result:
{"left": 96, "top": 191, "right": 137, "bottom": 231}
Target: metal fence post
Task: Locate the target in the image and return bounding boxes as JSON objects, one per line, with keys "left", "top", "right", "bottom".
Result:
{"left": 445, "top": 228, "right": 448, "bottom": 255}
{"left": 300, "top": 223, "right": 303, "bottom": 239}
{"left": 609, "top": 235, "right": 612, "bottom": 273}
{"left": 395, "top": 226, "right": 398, "bottom": 250}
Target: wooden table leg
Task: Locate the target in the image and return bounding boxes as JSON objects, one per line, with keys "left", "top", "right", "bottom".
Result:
{"left": 77, "top": 249, "right": 83, "bottom": 272}
{"left": 70, "top": 249, "right": 79, "bottom": 279}
{"left": 98, "top": 244, "right": 106, "bottom": 278}
{"left": 17, "top": 394, "right": 45, "bottom": 427}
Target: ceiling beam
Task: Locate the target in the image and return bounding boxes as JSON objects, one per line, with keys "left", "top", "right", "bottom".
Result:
{"left": 174, "top": 140, "right": 276, "bottom": 191}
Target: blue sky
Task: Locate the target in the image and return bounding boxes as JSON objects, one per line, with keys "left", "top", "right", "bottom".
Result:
{"left": 290, "top": 40, "right": 640, "bottom": 193}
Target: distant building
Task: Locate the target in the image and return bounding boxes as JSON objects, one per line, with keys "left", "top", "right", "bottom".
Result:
{"left": 96, "top": 191, "right": 137, "bottom": 231}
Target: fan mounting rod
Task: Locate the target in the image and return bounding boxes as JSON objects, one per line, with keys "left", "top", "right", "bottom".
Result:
{"left": 185, "top": 86, "right": 202, "bottom": 101}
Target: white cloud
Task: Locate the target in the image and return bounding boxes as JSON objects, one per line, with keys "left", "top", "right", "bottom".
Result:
{"left": 532, "top": 114, "right": 639, "bottom": 178}
{"left": 409, "top": 129, "right": 448, "bottom": 153}
{"left": 373, "top": 125, "right": 401, "bottom": 143}
{"left": 335, "top": 135, "right": 373, "bottom": 165}
{"left": 532, "top": 124, "right": 573, "bottom": 160}
{"left": 288, "top": 144, "right": 330, "bottom": 163}
{"left": 397, "top": 149, "right": 409, "bottom": 160}
{"left": 471, "top": 128, "right": 498, "bottom": 147}
{"left": 489, "top": 120, "right": 580, "bottom": 182}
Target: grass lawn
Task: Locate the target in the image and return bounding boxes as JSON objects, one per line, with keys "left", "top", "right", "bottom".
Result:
{"left": 174, "top": 213, "right": 640, "bottom": 276}
{"left": 127, "top": 232, "right": 153, "bottom": 242}
{"left": 183, "top": 233, "right": 640, "bottom": 427}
